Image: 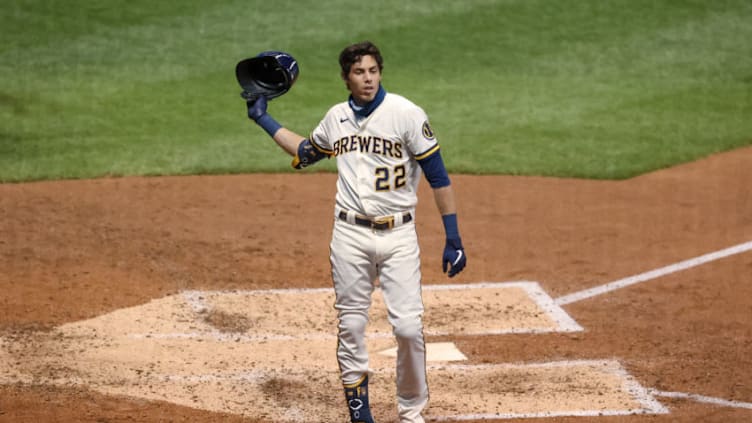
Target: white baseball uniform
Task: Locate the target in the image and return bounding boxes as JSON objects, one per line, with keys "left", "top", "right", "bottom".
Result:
{"left": 309, "top": 92, "right": 439, "bottom": 422}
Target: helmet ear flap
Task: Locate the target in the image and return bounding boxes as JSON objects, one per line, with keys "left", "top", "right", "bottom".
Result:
{"left": 235, "top": 51, "right": 299, "bottom": 101}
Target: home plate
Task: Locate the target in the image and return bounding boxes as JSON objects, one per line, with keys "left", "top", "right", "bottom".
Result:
{"left": 377, "top": 342, "right": 468, "bottom": 362}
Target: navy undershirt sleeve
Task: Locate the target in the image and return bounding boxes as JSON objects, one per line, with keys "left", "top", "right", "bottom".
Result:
{"left": 417, "top": 148, "right": 451, "bottom": 188}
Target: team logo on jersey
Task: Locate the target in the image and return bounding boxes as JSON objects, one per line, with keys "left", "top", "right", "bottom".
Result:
{"left": 332, "top": 135, "right": 403, "bottom": 158}
{"left": 422, "top": 121, "right": 435, "bottom": 140}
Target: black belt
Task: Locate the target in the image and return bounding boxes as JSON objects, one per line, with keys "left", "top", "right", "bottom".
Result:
{"left": 338, "top": 211, "right": 412, "bottom": 230}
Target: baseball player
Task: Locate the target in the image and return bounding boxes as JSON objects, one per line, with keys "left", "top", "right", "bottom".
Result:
{"left": 244, "top": 41, "right": 466, "bottom": 423}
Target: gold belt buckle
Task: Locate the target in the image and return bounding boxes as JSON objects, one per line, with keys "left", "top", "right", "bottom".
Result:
{"left": 373, "top": 215, "right": 395, "bottom": 229}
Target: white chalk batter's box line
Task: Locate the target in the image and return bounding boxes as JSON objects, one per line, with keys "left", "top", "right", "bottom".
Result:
{"left": 427, "top": 360, "right": 669, "bottom": 421}
{"left": 161, "top": 282, "right": 583, "bottom": 342}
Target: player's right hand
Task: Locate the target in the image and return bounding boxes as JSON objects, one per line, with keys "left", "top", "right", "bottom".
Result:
{"left": 442, "top": 238, "right": 466, "bottom": 277}
{"left": 247, "top": 95, "right": 268, "bottom": 122}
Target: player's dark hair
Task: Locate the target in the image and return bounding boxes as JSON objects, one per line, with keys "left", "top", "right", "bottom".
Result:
{"left": 339, "top": 41, "right": 383, "bottom": 77}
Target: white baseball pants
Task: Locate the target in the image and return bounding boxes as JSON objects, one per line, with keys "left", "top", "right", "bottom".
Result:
{"left": 330, "top": 217, "right": 428, "bottom": 423}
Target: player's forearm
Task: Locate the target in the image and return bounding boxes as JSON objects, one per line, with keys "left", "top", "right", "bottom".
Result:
{"left": 246, "top": 97, "right": 304, "bottom": 157}
{"left": 252, "top": 114, "right": 304, "bottom": 157}
{"left": 432, "top": 185, "right": 457, "bottom": 216}
{"left": 255, "top": 113, "right": 328, "bottom": 168}
{"left": 433, "top": 185, "right": 462, "bottom": 242}
{"left": 272, "top": 127, "right": 306, "bottom": 157}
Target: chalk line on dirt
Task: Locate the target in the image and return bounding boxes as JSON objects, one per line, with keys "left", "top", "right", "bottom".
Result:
{"left": 651, "top": 390, "right": 752, "bottom": 410}
{"left": 554, "top": 240, "right": 752, "bottom": 306}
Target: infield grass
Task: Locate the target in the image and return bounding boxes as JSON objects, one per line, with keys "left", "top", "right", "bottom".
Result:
{"left": 1, "top": 0, "right": 751, "bottom": 181}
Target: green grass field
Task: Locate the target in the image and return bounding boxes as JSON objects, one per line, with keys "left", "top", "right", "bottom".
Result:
{"left": 1, "top": 0, "right": 751, "bottom": 182}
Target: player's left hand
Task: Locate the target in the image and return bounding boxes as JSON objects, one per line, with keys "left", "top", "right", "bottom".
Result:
{"left": 442, "top": 238, "right": 466, "bottom": 277}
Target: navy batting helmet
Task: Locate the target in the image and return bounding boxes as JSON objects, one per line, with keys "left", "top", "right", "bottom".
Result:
{"left": 236, "top": 51, "right": 299, "bottom": 101}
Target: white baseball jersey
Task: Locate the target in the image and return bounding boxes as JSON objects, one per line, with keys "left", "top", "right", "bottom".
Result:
{"left": 309, "top": 93, "right": 439, "bottom": 217}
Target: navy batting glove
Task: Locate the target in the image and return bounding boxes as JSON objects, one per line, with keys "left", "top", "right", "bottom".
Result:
{"left": 246, "top": 96, "right": 268, "bottom": 122}
{"left": 442, "top": 238, "right": 466, "bottom": 277}
{"left": 246, "top": 96, "right": 282, "bottom": 137}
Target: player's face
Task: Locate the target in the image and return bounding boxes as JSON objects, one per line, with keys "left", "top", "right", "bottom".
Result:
{"left": 345, "top": 54, "right": 381, "bottom": 105}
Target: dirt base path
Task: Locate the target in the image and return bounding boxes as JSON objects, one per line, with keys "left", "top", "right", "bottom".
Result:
{"left": 1, "top": 147, "right": 751, "bottom": 422}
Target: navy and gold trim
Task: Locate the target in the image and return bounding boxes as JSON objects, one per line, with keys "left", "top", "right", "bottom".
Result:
{"left": 292, "top": 138, "right": 331, "bottom": 169}
{"left": 309, "top": 133, "right": 334, "bottom": 155}
{"left": 417, "top": 147, "right": 451, "bottom": 188}
{"left": 343, "top": 373, "right": 368, "bottom": 389}
{"left": 414, "top": 144, "right": 440, "bottom": 161}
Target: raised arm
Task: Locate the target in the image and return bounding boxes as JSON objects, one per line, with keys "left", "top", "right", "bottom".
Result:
{"left": 246, "top": 96, "right": 329, "bottom": 168}
{"left": 270, "top": 127, "right": 306, "bottom": 157}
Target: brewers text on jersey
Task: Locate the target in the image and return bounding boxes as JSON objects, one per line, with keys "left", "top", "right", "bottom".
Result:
{"left": 330, "top": 135, "right": 404, "bottom": 158}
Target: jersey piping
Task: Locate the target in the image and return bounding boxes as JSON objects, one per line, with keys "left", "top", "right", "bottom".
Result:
{"left": 414, "top": 144, "right": 440, "bottom": 161}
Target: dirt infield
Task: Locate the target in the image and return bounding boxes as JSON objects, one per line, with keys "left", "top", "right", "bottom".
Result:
{"left": 1, "top": 146, "right": 751, "bottom": 422}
